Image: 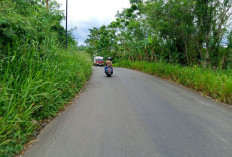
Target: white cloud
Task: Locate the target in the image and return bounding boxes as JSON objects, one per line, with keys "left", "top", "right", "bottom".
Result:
{"left": 56, "top": 0, "right": 131, "bottom": 45}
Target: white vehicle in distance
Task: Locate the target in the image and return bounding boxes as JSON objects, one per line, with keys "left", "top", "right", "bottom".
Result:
{"left": 93, "top": 56, "right": 104, "bottom": 66}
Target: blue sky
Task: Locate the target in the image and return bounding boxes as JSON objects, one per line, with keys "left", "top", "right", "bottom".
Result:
{"left": 56, "top": 0, "right": 130, "bottom": 45}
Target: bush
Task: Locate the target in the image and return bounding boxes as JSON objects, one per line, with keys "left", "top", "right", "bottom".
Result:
{"left": 0, "top": 40, "right": 92, "bottom": 156}
{"left": 0, "top": 1, "right": 92, "bottom": 156}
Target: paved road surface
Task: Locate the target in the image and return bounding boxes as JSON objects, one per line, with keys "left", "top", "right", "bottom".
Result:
{"left": 24, "top": 67, "right": 232, "bottom": 157}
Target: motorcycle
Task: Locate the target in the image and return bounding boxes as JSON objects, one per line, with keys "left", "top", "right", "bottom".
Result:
{"left": 104, "top": 66, "right": 113, "bottom": 77}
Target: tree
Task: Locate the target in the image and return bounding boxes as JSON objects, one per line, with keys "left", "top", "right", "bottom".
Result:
{"left": 85, "top": 0, "right": 232, "bottom": 68}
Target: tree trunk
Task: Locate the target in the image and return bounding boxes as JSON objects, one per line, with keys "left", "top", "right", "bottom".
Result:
{"left": 204, "top": 34, "right": 210, "bottom": 67}
{"left": 145, "top": 49, "right": 149, "bottom": 61}
{"left": 139, "top": 52, "right": 142, "bottom": 61}
{"left": 184, "top": 41, "right": 189, "bottom": 65}
{"left": 169, "top": 51, "right": 172, "bottom": 63}
{"left": 46, "top": 0, "right": 49, "bottom": 10}
{"left": 151, "top": 48, "right": 157, "bottom": 62}
{"left": 220, "top": 54, "right": 225, "bottom": 69}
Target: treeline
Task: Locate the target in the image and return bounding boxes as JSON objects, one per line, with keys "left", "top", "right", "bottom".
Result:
{"left": 85, "top": 0, "right": 232, "bottom": 69}
{"left": 0, "top": 0, "right": 91, "bottom": 156}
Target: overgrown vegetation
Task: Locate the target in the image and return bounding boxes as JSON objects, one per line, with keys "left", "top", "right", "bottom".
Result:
{"left": 86, "top": 0, "right": 232, "bottom": 68}
{"left": 0, "top": 0, "right": 91, "bottom": 156}
{"left": 115, "top": 60, "right": 232, "bottom": 104}
{"left": 85, "top": 0, "right": 232, "bottom": 104}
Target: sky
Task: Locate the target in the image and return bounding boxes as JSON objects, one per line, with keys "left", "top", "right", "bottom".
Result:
{"left": 56, "top": 0, "right": 131, "bottom": 45}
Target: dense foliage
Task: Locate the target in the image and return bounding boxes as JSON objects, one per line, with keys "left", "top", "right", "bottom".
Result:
{"left": 85, "top": 0, "right": 232, "bottom": 69}
{"left": 0, "top": 0, "right": 91, "bottom": 156}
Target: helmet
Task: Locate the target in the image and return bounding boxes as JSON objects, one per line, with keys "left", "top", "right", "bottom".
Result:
{"left": 107, "top": 57, "right": 112, "bottom": 61}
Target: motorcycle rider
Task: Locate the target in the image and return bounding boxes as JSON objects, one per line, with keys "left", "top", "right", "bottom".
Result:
{"left": 105, "top": 57, "right": 113, "bottom": 75}
{"left": 105, "top": 57, "right": 112, "bottom": 67}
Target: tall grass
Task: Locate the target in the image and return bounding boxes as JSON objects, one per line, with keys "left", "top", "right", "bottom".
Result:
{"left": 115, "top": 60, "right": 232, "bottom": 104}
{"left": 0, "top": 38, "right": 92, "bottom": 156}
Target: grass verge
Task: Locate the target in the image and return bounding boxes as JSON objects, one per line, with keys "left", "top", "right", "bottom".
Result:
{"left": 0, "top": 43, "right": 92, "bottom": 156}
{"left": 115, "top": 60, "right": 232, "bottom": 104}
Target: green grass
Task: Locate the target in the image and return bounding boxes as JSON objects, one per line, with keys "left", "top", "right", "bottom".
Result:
{"left": 0, "top": 1, "right": 92, "bottom": 156}
{"left": 0, "top": 39, "right": 92, "bottom": 156}
{"left": 115, "top": 60, "right": 232, "bottom": 104}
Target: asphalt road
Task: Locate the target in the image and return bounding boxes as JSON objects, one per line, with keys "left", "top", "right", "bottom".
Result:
{"left": 23, "top": 67, "right": 232, "bottom": 157}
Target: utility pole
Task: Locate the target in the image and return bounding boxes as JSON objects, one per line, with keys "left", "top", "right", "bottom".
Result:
{"left": 66, "top": 0, "right": 68, "bottom": 49}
